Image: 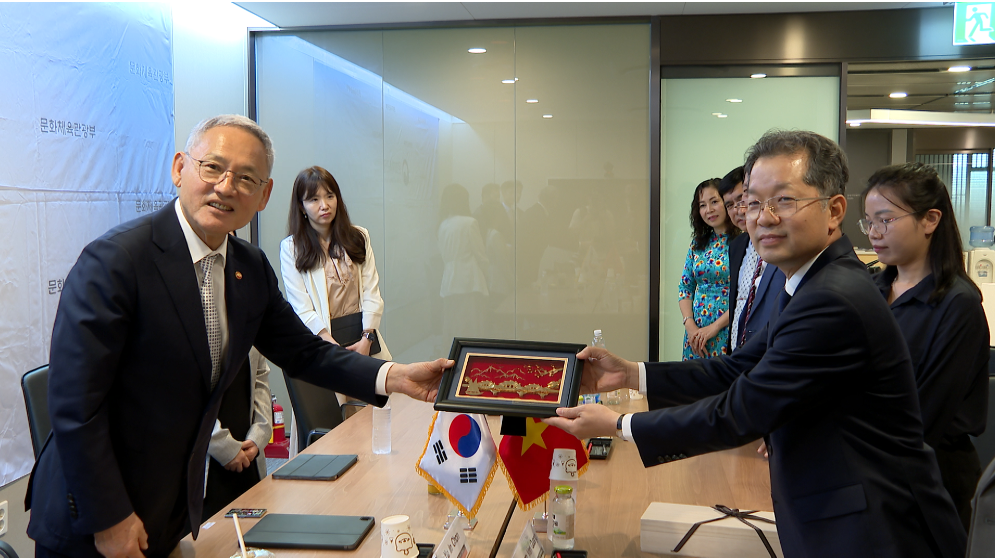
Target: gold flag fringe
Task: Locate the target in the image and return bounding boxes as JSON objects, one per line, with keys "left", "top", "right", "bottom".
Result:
{"left": 415, "top": 411, "right": 499, "bottom": 519}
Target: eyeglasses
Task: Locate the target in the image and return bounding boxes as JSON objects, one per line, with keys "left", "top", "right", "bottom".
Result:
{"left": 724, "top": 201, "right": 747, "bottom": 212}
{"left": 745, "top": 196, "right": 830, "bottom": 221}
{"left": 857, "top": 212, "right": 916, "bottom": 235}
{"left": 185, "top": 153, "right": 267, "bottom": 196}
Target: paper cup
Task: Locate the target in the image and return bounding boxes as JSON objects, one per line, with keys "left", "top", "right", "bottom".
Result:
{"left": 549, "top": 448, "right": 578, "bottom": 481}
{"left": 381, "top": 514, "right": 417, "bottom": 558}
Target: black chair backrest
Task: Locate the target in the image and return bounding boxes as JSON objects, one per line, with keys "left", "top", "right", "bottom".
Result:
{"left": 967, "top": 459, "right": 994, "bottom": 558}
{"left": 21, "top": 364, "right": 50, "bottom": 459}
{"left": 283, "top": 376, "right": 344, "bottom": 454}
{"left": 970, "top": 348, "right": 995, "bottom": 468}
{"left": 0, "top": 538, "right": 19, "bottom": 558}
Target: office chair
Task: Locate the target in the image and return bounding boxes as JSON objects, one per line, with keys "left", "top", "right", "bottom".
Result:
{"left": 966, "top": 459, "right": 994, "bottom": 558}
{"left": 969, "top": 349, "right": 995, "bottom": 467}
{"left": 0, "top": 539, "right": 18, "bottom": 558}
{"left": 284, "top": 377, "right": 358, "bottom": 453}
{"left": 21, "top": 364, "right": 51, "bottom": 459}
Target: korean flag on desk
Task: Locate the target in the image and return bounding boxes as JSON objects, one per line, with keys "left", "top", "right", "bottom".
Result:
{"left": 416, "top": 412, "right": 498, "bottom": 518}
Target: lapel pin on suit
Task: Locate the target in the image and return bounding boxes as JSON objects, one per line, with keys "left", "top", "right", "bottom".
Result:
{"left": 235, "top": 271, "right": 243, "bottom": 280}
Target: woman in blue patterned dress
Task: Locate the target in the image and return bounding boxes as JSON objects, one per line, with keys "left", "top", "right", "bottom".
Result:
{"left": 679, "top": 178, "right": 739, "bottom": 360}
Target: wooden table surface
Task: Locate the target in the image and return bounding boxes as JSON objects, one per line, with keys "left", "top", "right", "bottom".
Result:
{"left": 180, "top": 395, "right": 771, "bottom": 557}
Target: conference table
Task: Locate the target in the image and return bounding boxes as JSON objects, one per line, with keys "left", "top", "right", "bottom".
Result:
{"left": 180, "top": 395, "right": 771, "bottom": 557}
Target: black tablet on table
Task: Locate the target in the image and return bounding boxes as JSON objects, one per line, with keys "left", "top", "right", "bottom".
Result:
{"left": 242, "top": 514, "right": 375, "bottom": 550}
{"left": 271, "top": 454, "right": 357, "bottom": 481}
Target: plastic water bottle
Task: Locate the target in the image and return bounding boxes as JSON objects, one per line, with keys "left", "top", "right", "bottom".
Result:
{"left": 590, "top": 329, "right": 629, "bottom": 406}
{"left": 372, "top": 400, "right": 391, "bottom": 454}
{"left": 582, "top": 330, "right": 605, "bottom": 405}
{"left": 550, "top": 485, "right": 576, "bottom": 549}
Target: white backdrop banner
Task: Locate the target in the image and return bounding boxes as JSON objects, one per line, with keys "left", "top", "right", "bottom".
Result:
{"left": 0, "top": 2, "right": 174, "bottom": 484}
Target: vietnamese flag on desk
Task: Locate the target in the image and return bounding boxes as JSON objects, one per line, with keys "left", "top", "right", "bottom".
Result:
{"left": 498, "top": 417, "right": 589, "bottom": 510}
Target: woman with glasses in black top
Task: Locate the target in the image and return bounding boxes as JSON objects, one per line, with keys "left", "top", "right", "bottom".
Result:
{"left": 861, "top": 162, "right": 989, "bottom": 530}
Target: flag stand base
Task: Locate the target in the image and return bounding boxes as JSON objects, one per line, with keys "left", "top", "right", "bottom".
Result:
{"left": 444, "top": 508, "right": 478, "bottom": 531}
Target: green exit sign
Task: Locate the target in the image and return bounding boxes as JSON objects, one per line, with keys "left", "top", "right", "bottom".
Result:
{"left": 954, "top": 2, "right": 996, "bottom": 45}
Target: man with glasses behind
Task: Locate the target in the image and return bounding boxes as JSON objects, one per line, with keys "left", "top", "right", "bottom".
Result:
{"left": 27, "top": 115, "right": 453, "bottom": 557}
{"left": 719, "top": 166, "right": 785, "bottom": 355}
{"left": 546, "top": 130, "right": 966, "bottom": 556}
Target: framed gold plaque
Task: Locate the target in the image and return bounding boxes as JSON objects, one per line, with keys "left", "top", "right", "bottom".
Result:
{"left": 434, "top": 338, "right": 585, "bottom": 417}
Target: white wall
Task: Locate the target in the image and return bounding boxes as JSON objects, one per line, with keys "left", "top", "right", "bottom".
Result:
{"left": 172, "top": 2, "right": 273, "bottom": 150}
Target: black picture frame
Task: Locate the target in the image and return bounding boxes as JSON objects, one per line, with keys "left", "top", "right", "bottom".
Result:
{"left": 434, "top": 338, "right": 586, "bottom": 417}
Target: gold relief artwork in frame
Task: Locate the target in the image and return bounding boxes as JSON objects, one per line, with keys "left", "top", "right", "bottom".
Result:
{"left": 455, "top": 353, "right": 568, "bottom": 404}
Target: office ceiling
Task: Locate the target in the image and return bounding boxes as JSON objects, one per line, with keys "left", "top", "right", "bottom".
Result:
{"left": 848, "top": 60, "right": 995, "bottom": 114}
{"left": 239, "top": 2, "right": 993, "bottom": 118}
{"left": 235, "top": 2, "right": 943, "bottom": 28}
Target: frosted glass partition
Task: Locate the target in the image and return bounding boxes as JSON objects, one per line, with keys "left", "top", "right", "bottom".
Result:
{"left": 254, "top": 24, "right": 649, "bottom": 365}
{"left": 660, "top": 75, "right": 839, "bottom": 361}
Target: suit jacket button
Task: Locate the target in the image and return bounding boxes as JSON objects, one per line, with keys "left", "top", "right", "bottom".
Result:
{"left": 657, "top": 456, "right": 666, "bottom": 463}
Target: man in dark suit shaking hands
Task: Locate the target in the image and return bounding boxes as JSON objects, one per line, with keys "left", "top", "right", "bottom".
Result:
{"left": 546, "top": 130, "right": 966, "bottom": 556}
{"left": 26, "top": 115, "right": 453, "bottom": 557}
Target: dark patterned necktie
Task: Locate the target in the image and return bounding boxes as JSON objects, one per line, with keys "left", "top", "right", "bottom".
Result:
{"left": 199, "top": 254, "right": 221, "bottom": 390}
{"left": 737, "top": 258, "right": 765, "bottom": 348}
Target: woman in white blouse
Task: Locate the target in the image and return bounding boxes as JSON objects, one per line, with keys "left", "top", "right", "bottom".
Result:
{"left": 279, "top": 166, "right": 391, "bottom": 360}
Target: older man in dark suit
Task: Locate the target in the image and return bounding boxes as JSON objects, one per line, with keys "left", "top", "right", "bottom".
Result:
{"left": 26, "top": 115, "right": 452, "bottom": 558}
{"left": 546, "top": 130, "right": 966, "bottom": 556}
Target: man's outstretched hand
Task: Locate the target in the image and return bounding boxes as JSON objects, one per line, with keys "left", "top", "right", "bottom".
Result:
{"left": 385, "top": 358, "right": 455, "bottom": 402}
{"left": 575, "top": 346, "right": 639, "bottom": 395}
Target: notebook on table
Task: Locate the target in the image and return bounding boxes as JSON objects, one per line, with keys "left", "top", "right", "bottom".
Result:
{"left": 271, "top": 454, "right": 357, "bottom": 481}
{"left": 242, "top": 514, "right": 375, "bottom": 550}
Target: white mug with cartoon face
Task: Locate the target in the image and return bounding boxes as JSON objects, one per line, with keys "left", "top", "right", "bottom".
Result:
{"left": 549, "top": 448, "right": 578, "bottom": 481}
{"left": 381, "top": 514, "right": 418, "bottom": 558}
